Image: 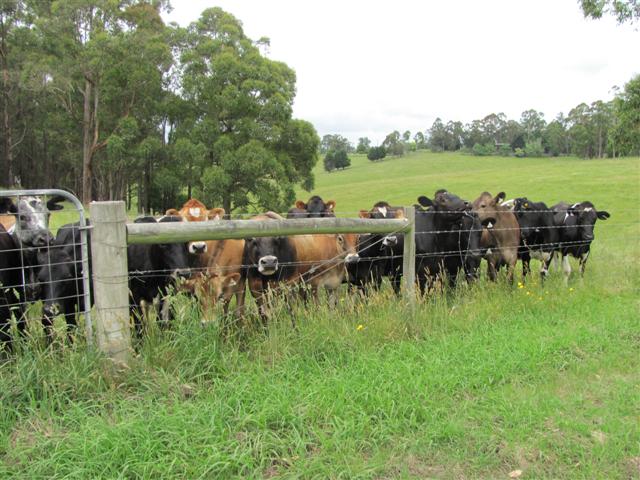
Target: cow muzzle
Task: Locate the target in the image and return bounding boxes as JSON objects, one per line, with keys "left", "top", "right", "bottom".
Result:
{"left": 189, "top": 242, "right": 207, "bottom": 254}
{"left": 258, "top": 255, "right": 278, "bottom": 275}
{"left": 43, "top": 302, "right": 60, "bottom": 318}
{"left": 344, "top": 253, "right": 360, "bottom": 264}
{"left": 382, "top": 235, "right": 398, "bottom": 247}
{"left": 173, "top": 268, "right": 191, "bottom": 279}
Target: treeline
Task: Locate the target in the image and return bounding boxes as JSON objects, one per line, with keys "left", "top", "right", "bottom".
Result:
{"left": 0, "top": 2, "right": 319, "bottom": 213}
{"left": 322, "top": 74, "right": 639, "bottom": 168}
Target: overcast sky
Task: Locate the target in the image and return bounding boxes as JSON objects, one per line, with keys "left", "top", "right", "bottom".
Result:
{"left": 164, "top": 1, "right": 638, "bottom": 145}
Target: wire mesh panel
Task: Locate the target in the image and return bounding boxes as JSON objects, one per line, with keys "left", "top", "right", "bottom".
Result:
{"left": 0, "top": 189, "right": 92, "bottom": 347}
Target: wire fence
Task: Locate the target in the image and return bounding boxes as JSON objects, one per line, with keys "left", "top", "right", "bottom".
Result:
{"left": 1, "top": 193, "right": 636, "bottom": 357}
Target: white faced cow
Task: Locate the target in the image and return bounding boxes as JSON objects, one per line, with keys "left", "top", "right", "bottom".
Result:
{"left": 552, "top": 201, "right": 610, "bottom": 283}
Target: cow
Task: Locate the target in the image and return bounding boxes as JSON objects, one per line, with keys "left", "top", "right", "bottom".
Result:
{"left": 287, "top": 196, "right": 336, "bottom": 218}
{"left": 512, "top": 197, "right": 558, "bottom": 281}
{"left": 551, "top": 201, "right": 610, "bottom": 283}
{"left": 472, "top": 191, "right": 520, "bottom": 283}
{"left": 414, "top": 190, "right": 475, "bottom": 291}
{"left": 243, "top": 212, "right": 358, "bottom": 321}
{"left": 347, "top": 202, "right": 405, "bottom": 295}
{"left": 37, "top": 222, "right": 91, "bottom": 337}
{"left": 127, "top": 215, "right": 191, "bottom": 331}
{"left": 0, "top": 224, "right": 25, "bottom": 347}
{"left": 165, "top": 199, "right": 244, "bottom": 323}
{"left": 440, "top": 210, "right": 484, "bottom": 286}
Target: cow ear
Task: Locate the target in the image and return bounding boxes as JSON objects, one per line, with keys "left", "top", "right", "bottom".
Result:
{"left": 295, "top": 200, "right": 306, "bottom": 209}
{"left": 325, "top": 200, "right": 336, "bottom": 212}
{"left": 208, "top": 208, "right": 225, "bottom": 220}
{"left": 46, "top": 196, "right": 65, "bottom": 211}
{"left": 358, "top": 210, "right": 370, "bottom": 218}
{"left": 223, "top": 272, "right": 241, "bottom": 288}
{"left": 165, "top": 208, "right": 180, "bottom": 216}
{"left": 417, "top": 196, "right": 433, "bottom": 207}
{"left": 597, "top": 210, "right": 610, "bottom": 220}
{"left": 494, "top": 192, "right": 506, "bottom": 204}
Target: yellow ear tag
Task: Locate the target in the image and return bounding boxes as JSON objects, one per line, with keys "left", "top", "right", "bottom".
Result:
{"left": 524, "top": 202, "right": 529, "bottom": 208}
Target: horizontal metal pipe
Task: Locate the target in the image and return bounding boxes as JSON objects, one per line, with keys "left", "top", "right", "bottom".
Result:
{"left": 127, "top": 217, "right": 411, "bottom": 245}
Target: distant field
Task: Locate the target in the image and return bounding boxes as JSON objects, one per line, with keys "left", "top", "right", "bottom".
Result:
{"left": 1, "top": 152, "right": 639, "bottom": 478}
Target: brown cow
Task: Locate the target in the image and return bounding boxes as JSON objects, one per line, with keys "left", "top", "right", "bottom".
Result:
{"left": 166, "top": 199, "right": 245, "bottom": 324}
{"left": 243, "top": 212, "right": 358, "bottom": 320}
{"left": 472, "top": 191, "right": 520, "bottom": 283}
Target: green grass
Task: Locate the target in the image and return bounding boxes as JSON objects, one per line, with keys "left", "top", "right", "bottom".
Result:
{"left": 1, "top": 152, "right": 639, "bottom": 478}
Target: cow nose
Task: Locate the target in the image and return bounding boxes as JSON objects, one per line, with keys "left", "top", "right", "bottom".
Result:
{"left": 33, "top": 232, "right": 52, "bottom": 247}
{"left": 258, "top": 255, "right": 278, "bottom": 274}
{"left": 189, "top": 242, "right": 207, "bottom": 254}
{"left": 382, "top": 235, "right": 398, "bottom": 247}
{"left": 344, "top": 253, "right": 359, "bottom": 264}
{"left": 174, "top": 268, "right": 191, "bottom": 279}
{"left": 43, "top": 303, "right": 60, "bottom": 317}
{"left": 583, "top": 234, "right": 594, "bottom": 241}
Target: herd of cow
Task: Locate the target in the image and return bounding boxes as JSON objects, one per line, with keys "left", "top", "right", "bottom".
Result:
{"left": 0, "top": 190, "right": 610, "bottom": 348}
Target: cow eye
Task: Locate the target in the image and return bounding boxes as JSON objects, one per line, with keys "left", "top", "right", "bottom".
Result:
{"left": 480, "top": 204, "right": 486, "bottom": 208}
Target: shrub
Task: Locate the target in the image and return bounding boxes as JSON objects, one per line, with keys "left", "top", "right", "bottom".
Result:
{"left": 324, "top": 149, "right": 350, "bottom": 171}
{"left": 524, "top": 139, "right": 545, "bottom": 157}
{"left": 472, "top": 143, "right": 495, "bottom": 156}
{"left": 367, "top": 146, "right": 387, "bottom": 161}
{"left": 514, "top": 147, "right": 525, "bottom": 158}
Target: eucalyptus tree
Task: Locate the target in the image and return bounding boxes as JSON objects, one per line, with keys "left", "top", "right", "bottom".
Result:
{"left": 180, "top": 8, "right": 318, "bottom": 213}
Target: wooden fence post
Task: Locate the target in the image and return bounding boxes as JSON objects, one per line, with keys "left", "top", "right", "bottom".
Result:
{"left": 89, "top": 201, "right": 131, "bottom": 364}
{"left": 402, "top": 206, "right": 416, "bottom": 309}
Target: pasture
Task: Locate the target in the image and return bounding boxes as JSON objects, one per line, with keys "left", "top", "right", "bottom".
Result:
{"left": 1, "top": 152, "right": 639, "bottom": 478}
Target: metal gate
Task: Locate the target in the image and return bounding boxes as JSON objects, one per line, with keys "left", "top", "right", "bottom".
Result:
{"left": 0, "top": 189, "right": 92, "bottom": 344}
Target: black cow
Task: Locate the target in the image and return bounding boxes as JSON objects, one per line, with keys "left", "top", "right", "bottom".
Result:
{"left": 512, "top": 198, "right": 559, "bottom": 280}
{"left": 0, "top": 224, "right": 24, "bottom": 347}
{"left": 551, "top": 201, "right": 610, "bottom": 282}
{"left": 415, "top": 190, "right": 472, "bottom": 292}
{"left": 440, "top": 211, "right": 483, "bottom": 285}
{"left": 37, "top": 222, "right": 91, "bottom": 335}
{"left": 287, "top": 196, "right": 336, "bottom": 218}
{"left": 127, "top": 216, "right": 191, "bottom": 329}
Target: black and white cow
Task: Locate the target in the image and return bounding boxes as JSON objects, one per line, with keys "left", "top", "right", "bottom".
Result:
{"left": 512, "top": 197, "right": 559, "bottom": 280}
{"left": 347, "top": 202, "right": 405, "bottom": 295}
{"left": 552, "top": 201, "right": 610, "bottom": 282}
{"left": 127, "top": 216, "right": 191, "bottom": 330}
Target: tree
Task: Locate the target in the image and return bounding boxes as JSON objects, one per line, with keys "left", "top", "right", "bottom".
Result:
{"left": 321, "top": 134, "right": 351, "bottom": 154}
{"left": 428, "top": 118, "right": 446, "bottom": 151}
{"left": 579, "top": 0, "right": 640, "bottom": 24}
{"left": 402, "top": 130, "right": 411, "bottom": 142}
{"left": 543, "top": 119, "right": 567, "bottom": 156}
{"left": 367, "top": 146, "right": 386, "bottom": 161}
{"left": 356, "top": 136, "right": 371, "bottom": 153}
{"left": 324, "top": 149, "right": 350, "bottom": 171}
{"left": 444, "top": 121, "right": 465, "bottom": 151}
{"left": 609, "top": 74, "right": 640, "bottom": 156}
{"left": 413, "top": 131, "right": 426, "bottom": 149}
{"left": 382, "top": 130, "right": 404, "bottom": 156}
{"left": 520, "top": 109, "right": 547, "bottom": 144}
{"left": 179, "top": 8, "right": 318, "bottom": 213}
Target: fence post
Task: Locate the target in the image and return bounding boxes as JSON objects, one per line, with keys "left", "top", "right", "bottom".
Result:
{"left": 89, "top": 201, "right": 131, "bottom": 364}
{"left": 402, "top": 206, "right": 416, "bottom": 309}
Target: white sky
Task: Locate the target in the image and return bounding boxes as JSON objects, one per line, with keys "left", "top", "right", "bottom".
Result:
{"left": 164, "top": 1, "right": 639, "bottom": 145}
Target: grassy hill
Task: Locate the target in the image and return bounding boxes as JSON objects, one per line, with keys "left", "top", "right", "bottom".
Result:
{"left": 1, "top": 152, "right": 639, "bottom": 478}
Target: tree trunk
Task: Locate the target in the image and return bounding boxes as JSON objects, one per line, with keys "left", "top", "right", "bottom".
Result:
{"left": 82, "top": 77, "right": 93, "bottom": 204}
{"left": 222, "top": 194, "right": 231, "bottom": 218}
{"left": 1, "top": 39, "right": 13, "bottom": 187}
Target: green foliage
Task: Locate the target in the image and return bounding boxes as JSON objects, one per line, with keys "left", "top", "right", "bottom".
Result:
{"left": 472, "top": 142, "right": 495, "bottom": 156}
{"left": 498, "top": 143, "right": 511, "bottom": 156}
{"left": 321, "top": 134, "right": 351, "bottom": 154}
{"left": 324, "top": 149, "right": 351, "bottom": 171}
{"left": 355, "top": 137, "right": 371, "bottom": 154}
{"left": 580, "top": 0, "right": 640, "bottom": 24}
{"left": 514, "top": 147, "right": 525, "bottom": 158}
{"left": 367, "top": 145, "right": 387, "bottom": 161}
{"left": 524, "top": 138, "right": 545, "bottom": 157}
{"left": 609, "top": 74, "right": 640, "bottom": 156}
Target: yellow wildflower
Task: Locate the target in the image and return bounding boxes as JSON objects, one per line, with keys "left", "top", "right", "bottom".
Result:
{"left": 569, "top": 287, "right": 574, "bottom": 292}
{"left": 356, "top": 324, "right": 364, "bottom": 331}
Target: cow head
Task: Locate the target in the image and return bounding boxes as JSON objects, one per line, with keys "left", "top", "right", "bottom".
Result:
{"left": 166, "top": 199, "right": 225, "bottom": 255}
{"left": 337, "top": 233, "right": 360, "bottom": 264}
{"left": 294, "top": 196, "right": 336, "bottom": 218}
{"left": 12, "top": 195, "right": 63, "bottom": 247}
{"left": 359, "top": 202, "right": 405, "bottom": 248}
{"left": 245, "top": 236, "right": 288, "bottom": 276}
{"left": 208, "top": 271, "right": 241, "bottom": 302}
{"left": 418, "top": 190, "right": 470, "bottom": 220}
{"left": 155, "top": 215, "right": 191, "bottom": 279}
{"left": 472, "top": 191, "right": 506, "bottom": 227}
{"left": 568, "top": 202, "right": 610, "bottom": 243}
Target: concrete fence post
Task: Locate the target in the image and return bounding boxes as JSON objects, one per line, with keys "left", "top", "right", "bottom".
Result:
{"left": 402, "top": 206, "right": 416, "bottom": 309}
{"left": 89, "top": 201, "right": 131, "bottom": 364}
